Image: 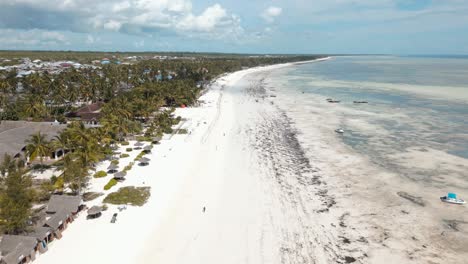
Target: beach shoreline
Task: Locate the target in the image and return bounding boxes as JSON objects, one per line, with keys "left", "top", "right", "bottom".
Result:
{"left": 34, "top": 55, "right": 467, "bottom": 264}
{"left": 33, "top": 58, "right": 330, "bottom": 264}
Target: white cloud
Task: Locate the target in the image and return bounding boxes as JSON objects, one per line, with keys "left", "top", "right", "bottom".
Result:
{"left": 261, "top": 6, "right": 282, "bottom": 23}
{"left": 177, "top": 4, "right": 227, "bottom": 32}
{"left": 0, "top": 0, "right": 243, "bottom": 40}
{"left": 0, "top": 29, "right": 69, "bottom": 47}
{"left": 103, "top": 20, "right": 122, "bottom": 31}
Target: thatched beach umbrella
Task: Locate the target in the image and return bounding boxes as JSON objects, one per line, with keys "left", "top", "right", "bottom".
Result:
{"left": 143, "top": 145, "right": 153, "bottom": 153}
{"left": 107, "top": 164, "right": 118, "bottom": 173}
{"left": 134, "top": 141, "right": 144, "bottom": 150}
{"left": 113, "top": 171, "right": 127, "bottom": 180}
{"left": 138, "top": 157, "right": 150, "bottom": 166}
{"left": 152, "top": 136, "right": 162, "bottom": 144}
{"left": 87, "top": 206, "right": 102, "bottom": 219}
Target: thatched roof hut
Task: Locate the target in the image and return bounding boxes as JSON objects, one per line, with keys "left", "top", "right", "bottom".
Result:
{"left": 0, "top": 121, "right": 66, "bottom": 160}
{"left": 0, "top": 235, "right": 38, "bottom": 264}
{"left": 27, "top": 226, "right": 52, "bottom": 242}
{"left": 44, "top": 210, "right": 70, "bottom": 230}
{"left": 46, "top": 195, "right": 82, "bottom": 214}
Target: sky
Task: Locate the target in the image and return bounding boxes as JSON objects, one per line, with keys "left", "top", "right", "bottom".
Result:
{"left": 0, "top": 0, "right": 467, "bottom": 54}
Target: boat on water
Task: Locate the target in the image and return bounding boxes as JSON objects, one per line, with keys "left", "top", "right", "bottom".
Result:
{"left": 353, "top": 100, "right": 368, "bottom": 104}
{"left": 335, "top": 128, "right": 345, "bottom": 134}
{"left": 440, "top": 193, "right": 466, "bottom": 205}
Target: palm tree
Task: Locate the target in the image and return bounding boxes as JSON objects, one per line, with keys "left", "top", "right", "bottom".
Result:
{"left": 25, "top": 132, "right": 51, "bottom": 165}
{"left": 23, "top": 95, "right": 47, "bottom": 120}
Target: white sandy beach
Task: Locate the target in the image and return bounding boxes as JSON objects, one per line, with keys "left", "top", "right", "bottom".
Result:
{"left": 33, "top": 62, "right": 309, "bottom": 264}
{"left": 34, "top": 57, "right": 468, "bottom": 264}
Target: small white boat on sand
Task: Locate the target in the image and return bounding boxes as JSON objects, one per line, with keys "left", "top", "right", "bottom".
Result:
{"left": 335, "top": 128, "right": 345, "bottom": 134}
{"left": 440, "top": 193, "right": 465, "bottom": 205}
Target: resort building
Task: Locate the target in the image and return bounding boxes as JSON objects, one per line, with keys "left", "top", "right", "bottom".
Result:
{"left": 0, "top": 235, "right": 38, "bottom": 264}
{"left": 66, "top": 102, "right": 103, "bottom": 125}
{"left": 0, "top": 195, "right": 84, "bottom": 264}
{"left": 0, "top": 121, "right": 67, "bottom": 162}
{"left": 27, "top": 227, "right": 53, "bottom": 253}
{"left": 43, "top": 195, "right": 84, "bottom": 239}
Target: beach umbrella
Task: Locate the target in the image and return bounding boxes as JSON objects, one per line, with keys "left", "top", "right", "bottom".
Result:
{"left": 152, "top": 136, "right": 162, "bottom": 143}
{"left": 87, "top": 206, "right": 102, "bottom": 216}
{"left": 107, "top": 164, "right": 118, "bottom": 173}
{"left": 138, "top": 157, "right": 150, "bottom": 166}
{"left": 113, "top": 171, "right": 127, "bottom": 180}
{"left": 143, "top": 145, "right": 153, "bottom": 151}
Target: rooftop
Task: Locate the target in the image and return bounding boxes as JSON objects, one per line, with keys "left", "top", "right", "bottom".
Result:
{"left": 0, "top": 121, "right": 67, "bottom": 159}
{"left": 0, "top": 235, "right": 37, "bottom": 264}
{"left": 46, "top": 195, "right": 82, "bottom": 215}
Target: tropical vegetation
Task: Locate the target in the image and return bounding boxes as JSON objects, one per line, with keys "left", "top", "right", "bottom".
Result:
{"left": 103, "top": 186, "right": 151, "bottom": 206}
{"left": 0, "top": 51, "right": 322, "bottom": 234}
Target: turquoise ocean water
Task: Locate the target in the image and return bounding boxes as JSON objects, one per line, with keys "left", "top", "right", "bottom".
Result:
{"left": 267, "top": 56, "right": 468, "bottom": 188}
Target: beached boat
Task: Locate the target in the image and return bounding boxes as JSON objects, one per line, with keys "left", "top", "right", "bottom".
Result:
{"left": 440, "top": 193, "right": 465, "bottom": 205}
{"left": 335, "top": 128, "right": 345, "bottom": 134}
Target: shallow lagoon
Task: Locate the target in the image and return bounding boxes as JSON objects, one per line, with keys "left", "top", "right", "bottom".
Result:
{"left": 268, "top": 56, "right": 468, "bottom": 189}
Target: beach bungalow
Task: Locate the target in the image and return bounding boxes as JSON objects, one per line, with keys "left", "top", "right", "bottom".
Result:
{"left": 43, "top": 210, "right": 70, "bottom": 239}
{"left": 46, "top": 195, "right": 83, "bottom": 215}
{"left": 44, "top": 195, "right": 83, "bottom": 239}
{"left": 27, "top": 226, "right": 53, "bottom": 253}
{"left": 0, "top": 235, "right": 38, "bottom": 264}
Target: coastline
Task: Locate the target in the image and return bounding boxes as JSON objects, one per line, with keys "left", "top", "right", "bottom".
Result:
{"left": 33, "top": 58, "right": 330, "bottom": 264}
{"left": 32, "top": 55, "right": 468, "bottom": 264}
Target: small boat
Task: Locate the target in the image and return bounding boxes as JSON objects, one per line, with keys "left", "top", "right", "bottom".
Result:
{"left": 353, "top": 101, "right": 368, "bottom": 104}
{"left": 440, "top": 193, "right": 466, "bottom": 205}
{"left": 335, "top": 128, "right": 345, "bottom": 134}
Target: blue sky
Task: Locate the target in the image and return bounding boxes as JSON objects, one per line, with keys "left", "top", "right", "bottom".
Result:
{"left": 0, "top": 0, "right": 467, "bottom": 54}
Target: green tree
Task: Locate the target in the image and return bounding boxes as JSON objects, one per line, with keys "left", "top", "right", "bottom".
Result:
{"left": 0, "top": 163, "right": 33, "bottom": 234}
{"left": 25, "top": 132, "right": 51, "bottom": 165}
